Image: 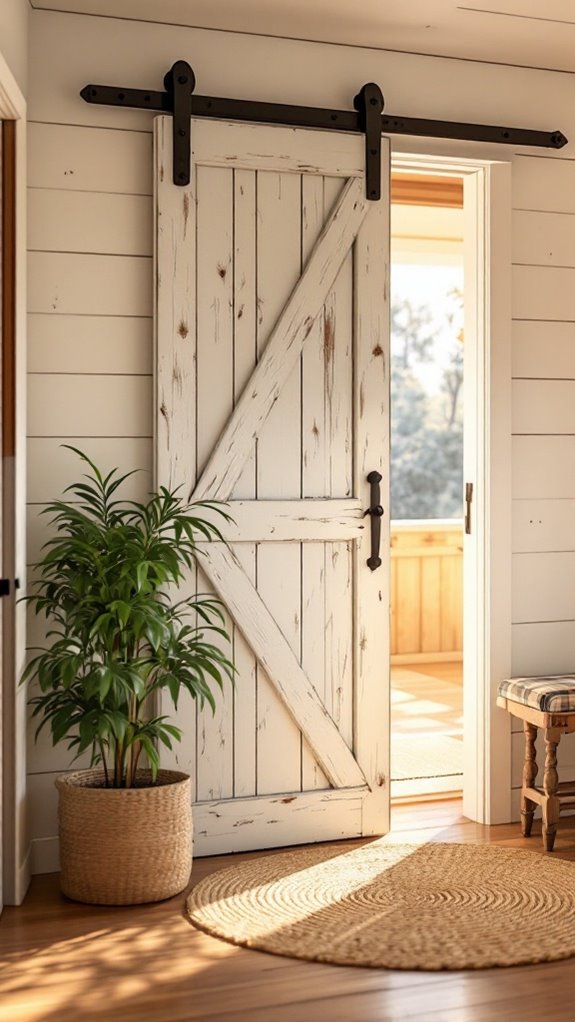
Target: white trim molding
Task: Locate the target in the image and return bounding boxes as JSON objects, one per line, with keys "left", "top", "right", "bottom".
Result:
{"left": 0, "top": 49, "right": 28, "bottom": 906}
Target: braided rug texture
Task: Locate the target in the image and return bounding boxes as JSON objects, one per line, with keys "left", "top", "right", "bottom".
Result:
{"left": 187, "top": 841, "right": 575, "bottom": 970}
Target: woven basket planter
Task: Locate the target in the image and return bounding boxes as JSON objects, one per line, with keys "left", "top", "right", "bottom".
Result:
{"left": 56, "top": 768, "right": 192, "bottom": 905}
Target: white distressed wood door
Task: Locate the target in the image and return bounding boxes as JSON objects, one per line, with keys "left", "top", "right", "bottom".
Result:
{"left": 155, "top": 116, "right": 390, "bottom": 855}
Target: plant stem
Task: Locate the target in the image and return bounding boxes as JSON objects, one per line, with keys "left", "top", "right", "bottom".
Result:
{"left": 98, "top": 740, "right": 110, "bottom": 788}
{"left": 115, "top": 740, "right": 124, "bottom": 789}
{"left": 131, "top": 742, "right": 143, "bottom": 782}
{"left": 126, "top": 693, "right": 138, "bottom": 788}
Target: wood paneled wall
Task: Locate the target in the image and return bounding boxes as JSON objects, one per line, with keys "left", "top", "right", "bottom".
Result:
{"left": 391, "top": 524, "right": 463, "bottom": 661}
{"left": 24, "top": 7, "right": 575, "bottom": 866}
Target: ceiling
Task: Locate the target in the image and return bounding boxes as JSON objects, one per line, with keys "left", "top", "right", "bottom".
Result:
{"left": 30, "top": 0, "right": 575, "bottom": 73}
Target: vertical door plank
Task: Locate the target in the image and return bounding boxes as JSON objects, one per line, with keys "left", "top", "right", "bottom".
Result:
{"left": 232, "top": 169, "right": 258, "bottom": 798}
{"left": 301, "top": 174, "right": 329, "bottom": 790}
{"left": 323, "top": 176, "right": 354, "bottom": 750}
{"left": 154, "top": 117, "right": 196, "bottom": 493}
{"left": 195, "top": 166, "right": 234, "bottom": 802}
{"left": 159, "top": 574, "right": 198, "bottom": 801}
{"left": 154, "top": 118, "right": 198, "bottom": 796}
{"left": 353, "top": 143, "right": 391, "bottom": 834}
{"left": 323, "top": 177, "right": 353, "bottom": 500}
{"left": 325, "top": 541, "right": 354, "bottom": 748}
{"left": 256, "top": 170, "right": 303, "bottom": 795}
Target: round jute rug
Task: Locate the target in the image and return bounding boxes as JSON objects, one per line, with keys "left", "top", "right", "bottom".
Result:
{"left": 186, "top": 841, "right": 575, "bottom": 970}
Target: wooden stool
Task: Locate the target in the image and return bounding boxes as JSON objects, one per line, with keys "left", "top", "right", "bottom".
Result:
{"left": 498, "top": 676, "right": 575, "bottom": 852}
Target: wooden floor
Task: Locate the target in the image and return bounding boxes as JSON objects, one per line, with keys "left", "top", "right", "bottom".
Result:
{"left": 4, "top": 802, "right": 575, "bottom": 1021}
{"left": 391, "top": 660, "right": 463, "bottom": 798}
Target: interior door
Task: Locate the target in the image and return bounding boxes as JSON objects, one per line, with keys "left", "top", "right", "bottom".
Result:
{"left": 155, "top": 116, "right": 391, "bottom": 855}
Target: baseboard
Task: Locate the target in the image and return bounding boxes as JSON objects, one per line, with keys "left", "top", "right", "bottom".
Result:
{"left": 391, "top": 652, "right": 463, "bottom": 666}
{"left": 4, "top": 843, "right": 32, "bottom": 904}
{"left": 391, "top": 775, "right": 463, "bottom": 800}
{"left": 391, "top": 790, "right": 462, "bottom": 806}
{"left": 15, "top": 845, "right": 32, "bottom": 903}
{"left": 30, "top": 836, "right": 60, "bottom": 875}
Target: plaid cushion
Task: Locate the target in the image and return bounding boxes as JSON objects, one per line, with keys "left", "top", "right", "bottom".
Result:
{"left": 499, "top": 676, "right": 575, "bottom": 713}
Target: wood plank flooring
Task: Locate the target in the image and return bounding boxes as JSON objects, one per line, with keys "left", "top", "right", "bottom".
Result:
{"left": 3, "top": 801, "right": 575, "bottom": 1021}
{"left": 391, "top": 661, "right": 463, "bottom": 798}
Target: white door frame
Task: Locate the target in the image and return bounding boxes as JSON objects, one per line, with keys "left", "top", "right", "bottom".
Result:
{"left": 391, "top": 151, "right": 512, "bottom": 826}
{"left": 0, "top": 48, "right": 28, "bottom": 905}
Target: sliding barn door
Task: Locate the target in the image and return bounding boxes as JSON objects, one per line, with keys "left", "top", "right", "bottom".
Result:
{"left": 155, "top": 116, "right": 390, "bottom": 855}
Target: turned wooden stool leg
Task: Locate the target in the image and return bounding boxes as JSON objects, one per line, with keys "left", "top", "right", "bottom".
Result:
{"left": 521, "top": 721, "right": 538, "bottom": 837}
{"left": 542, "top": 727, "right": 561, "bottom": 852}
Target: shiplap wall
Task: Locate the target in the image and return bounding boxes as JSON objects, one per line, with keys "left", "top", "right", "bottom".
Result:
{"left": 0, "top": 0, "right": 28, "bottom": 94}
{"left": 25, "top": 7, "right": 575, "bottom": 869}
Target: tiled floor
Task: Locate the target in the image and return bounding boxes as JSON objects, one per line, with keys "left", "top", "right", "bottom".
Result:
{"left": 391, "top": 660, "right": 463, "bottom": 799}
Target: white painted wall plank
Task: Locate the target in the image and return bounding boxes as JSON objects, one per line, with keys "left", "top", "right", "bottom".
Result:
{"left": 512, "top": 621, "right": 575, "bottom": 676}
{"left": 512, "top": 379, "right": 575, "bottom": 434}
{"left": 29, "top": 252, "right": 152, "bottom": 316}
{"left": 513, "top": 552, "right": 575, "bottom": 624}
{"left": 26, "top": 694, "right": 92, "bottom": 774}
{"left": 28, "top": 314, "right": 152, "bottom": 375}
{"left": 28, "top": 774, "right": 66, "bottom": 840}
{"left": 28, "top": 189, "right": 152, "bottom": 256}
{"left": 27, "top": 437, "right": 152, "bottom": 503}
{"left": 28, "top": 122, "right": 153, "bottom": 194}
{"left": 513, "top": 156, "right": 575, "bottom": 215}
{"left": 512, "top": 209, "right": 575, "bottom": 268}
{"left": 512, "top": 321, "right": 575, "bottom": 380}
{"left": 513, "top": 265, "right": 575, "bottom": 322}
{"left": 513, "top": 436, "right": 575, "bottom": 499}
{"left": 512, "top": 499, "right": 575, "bottom": 552}
{"left": 28, "top": 375, "right": 152, "bottom": 437}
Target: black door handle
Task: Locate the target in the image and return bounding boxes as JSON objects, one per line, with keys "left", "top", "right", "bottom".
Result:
{"left": 364, "top": 471, "right": 384, "bottom": 571}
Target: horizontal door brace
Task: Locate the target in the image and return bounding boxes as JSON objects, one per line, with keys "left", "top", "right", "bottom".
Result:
{"left": 81, "top": 60, "right": 568, "bottom": 195}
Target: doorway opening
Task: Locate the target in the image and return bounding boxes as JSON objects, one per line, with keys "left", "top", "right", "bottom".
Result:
{"left": 389, "top": 169, "right": 465, "bottom": 803}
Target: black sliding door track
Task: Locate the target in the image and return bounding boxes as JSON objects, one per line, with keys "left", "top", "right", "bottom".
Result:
{"left": 81, "top": 60, "right": 568, "bottom": 196}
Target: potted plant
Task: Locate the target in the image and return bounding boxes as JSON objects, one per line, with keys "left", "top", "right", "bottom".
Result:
{"left": 23, "top": 448, "right": 234, "bottom": 905}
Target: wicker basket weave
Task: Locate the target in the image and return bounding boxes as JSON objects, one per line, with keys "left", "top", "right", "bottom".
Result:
{"left": 56, "top": 768, "right": 192, "bottom": 905}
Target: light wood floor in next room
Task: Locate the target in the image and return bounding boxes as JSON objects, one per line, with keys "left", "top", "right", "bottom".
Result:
{"left": 4, "top": 801, "right": 575, "bottom": 1022}
{"left": 391, "top": 660, "right": 463, "bottom": 799}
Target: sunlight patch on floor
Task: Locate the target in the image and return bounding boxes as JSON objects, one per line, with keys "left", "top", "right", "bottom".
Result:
{"left": 391, "top": 662, "right": 463, "bottom": 799}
